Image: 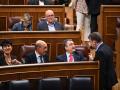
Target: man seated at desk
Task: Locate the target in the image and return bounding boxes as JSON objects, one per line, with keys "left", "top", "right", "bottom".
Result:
{"left": 12, "top": 13, "right": 32, "bottom": 31}
{"left": 56, "top": 39, "right": 85, "bottom": 62}
{"left": 25, "top": 40, "right": 49, "bottom": 64}
{"left": 37, "top": 9, "right": 64, "bottom": 31}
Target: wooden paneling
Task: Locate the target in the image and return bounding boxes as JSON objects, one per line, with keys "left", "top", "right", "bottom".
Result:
{"left": 100, "top": 5, "right": 120, "bottom": 50}
{"left": 9, "top": 0, "right": 25, "bottom": 5}
{"left": 0, "top": 31, "right": 81, "bottom": 62}
{"left": 100, "top": 5, "right": 120, "bottom": 81}
{"left": 115, "top": 29, "right": 120, "bottom": 78}
{"left": 0, "top": 0, "right": 26, "bottom": 5}
{"left": 0, "top": 16, "right": 7, "bottom": 31}
{"left": 0, "top": 0, "right": 8, "bottom": 5}
{"left": 0, "top": 61, "right": 99, "bottom": 90}
{"left": 0, "top": 5, "right": 65, "bottom": 31}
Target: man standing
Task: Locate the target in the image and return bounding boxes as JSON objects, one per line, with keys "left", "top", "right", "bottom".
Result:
{"left": 85, "top": 0, "right": 101, "bottom": 33}
{"left": 88, "top": 32, "right": 118, "bottom": 90}
{"left": 25, "top": 40, "right": 49, "bottom": 64}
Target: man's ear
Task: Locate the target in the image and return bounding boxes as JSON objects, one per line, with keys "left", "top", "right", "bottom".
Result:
{"left": 65, "top": 46, "right": 67, "bottom": 50}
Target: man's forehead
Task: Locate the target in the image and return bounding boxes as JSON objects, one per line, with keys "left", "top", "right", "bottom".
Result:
{"left": 67, "top": 41, "right": 74, "bottom": 44}
{"left": 46, "top": 10, "right": 54, "bottom": 15}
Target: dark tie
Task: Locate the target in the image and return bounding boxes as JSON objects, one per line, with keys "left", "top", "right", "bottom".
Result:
{"left": 39, "top": 56, "right": 44, "bottom": 63}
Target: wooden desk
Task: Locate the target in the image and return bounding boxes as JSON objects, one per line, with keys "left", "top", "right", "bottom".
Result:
{"left": 0, "top": 5, "right": 65, "bottom": 31}
{"left": 0, "top": 31, "right": 81, "bottom": 62}
{"left": 0, "top": 61, "right": 99, "bottom": 90}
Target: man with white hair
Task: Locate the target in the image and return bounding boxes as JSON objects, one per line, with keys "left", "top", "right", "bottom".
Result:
{"left": 25, "top": 40, "right": 49, "bottom": 64}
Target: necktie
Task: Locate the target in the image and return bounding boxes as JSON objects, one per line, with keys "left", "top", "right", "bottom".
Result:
{"left": 39, "top": 56, "right": 43, "bottom": 63}
{"left": 69, "top": 54, "right": 74, "bottom": 62}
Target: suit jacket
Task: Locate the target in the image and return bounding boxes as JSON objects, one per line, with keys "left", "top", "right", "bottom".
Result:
{"left": 37, "top": 21, "right": 64, "bottom": 31}
{"left": 28, "top": 0, "right": 65, "bottom": 5}
{"left": 28, "top": 0, "right": 39, "bottom": 5}
{"left": 56, "top": 51, "right": 85, "bottom": 62}
{"left": 12, "top": 22, "right": 32, "bottom": 31}
{"left": 94, "top": 43, "right": 118, "bottom": 89}
{"left": 59, "top": 0, "right": 69, "bottom": 4}
{"left": 101, "top": 0, "right": 112, "bottom": 4}
{"left": 85, "top": 0, "right": 101, "bottom": 15}
{"left": 25, "top": 52, "right": 49, "bottom": 64}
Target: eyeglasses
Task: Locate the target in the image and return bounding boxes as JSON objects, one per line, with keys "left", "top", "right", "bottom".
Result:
{"left": 46, "top": 14, "right": 54, "bottom": 17}
{"left": 38, "top": 46, "right": 47, "bottom": 49}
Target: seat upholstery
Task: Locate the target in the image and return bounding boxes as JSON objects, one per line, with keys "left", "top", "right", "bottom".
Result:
{"left": 75, "top": 45, "right": 90, "bottom": 60}
{"left": 39, "top": 78, "right": 62, "bottom": 90}
{"left": 69, "top": 77, "right": 93, "bottom": 90}
{"left": 9, "top": 80, "right": 30, "bottom": 90}
{"left": 116, "top": 17, "right": 120, "bottom": 39}
{"left": 8, "top": 17, "right": 21, "bottom": 30}
{"left": 20, "top": 45, "right": 35, "bottom": 63}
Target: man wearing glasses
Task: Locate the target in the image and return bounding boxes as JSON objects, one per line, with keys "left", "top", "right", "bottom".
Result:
{"left": 37, "top": 9, "right": 64, "bottom": 31}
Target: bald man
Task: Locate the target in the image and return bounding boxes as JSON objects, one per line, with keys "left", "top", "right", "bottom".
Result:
{"left": 37, "top": 9, "right": 64, "bottom": 31}
{"left": 25, "top": 40, "right": 49, "bottom": 64}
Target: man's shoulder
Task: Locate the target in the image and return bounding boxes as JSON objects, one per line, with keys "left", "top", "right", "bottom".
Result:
{"left": 56, "top": 54, "right": 66, "bottom": 59}
{"left": 55, "top": 21, "right": 62, "bottom": 25}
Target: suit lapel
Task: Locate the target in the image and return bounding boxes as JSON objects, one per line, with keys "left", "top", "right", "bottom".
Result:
{"left": 63, "top": 54, "right": 67, "bottom": 62}
{"left": 94, "top": 43, "right": 104, "bottom": 61}
{"left": 73, "top": 53, "right": 78, "bottom": 61}
{"left": 43, "top": 55, "right": 48, "bottom": 63}
{"left": 45, "top": 21, "right": 49, "bottom": 30}
{"left": 33, "top": 52, "right": 38, "bottom": 63}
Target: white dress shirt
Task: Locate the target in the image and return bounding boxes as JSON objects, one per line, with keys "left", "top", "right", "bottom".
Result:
{"left": 66, "top": 52, "right": 74, "bottom": 62}
{"left": 35, "top": 51, "right": 44, "bottom": 63}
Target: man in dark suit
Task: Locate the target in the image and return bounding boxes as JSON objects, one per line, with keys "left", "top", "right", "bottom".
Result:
{"left": 25, "top": 40, "right": 49, "bottom": 64}
{"left": 28, "top": 0, "right": 39, "bottom": 5}
{"left": 37, "top": 9, "right": 64, "bottom": 31}
{"left": 58, "top": 0, "right": 70, "bottom": 5}
{"left": 85, "top": 0, "right": 101, "bottom": 33}
{"left": 28, "top": 0, "right": 69, "bottom": 5}
{"left": 56, "top": 39, "right": 85, "bottom": 62}
{"left": 88, "top": 32, "right": 118, "bottom": 90}
{"left": 86, "top": 0, "right": 112, "bottom": 33}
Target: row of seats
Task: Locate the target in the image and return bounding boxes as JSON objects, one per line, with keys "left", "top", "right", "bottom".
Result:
{"left": 0, "top": 45, "right": 90, "bottom": 62}
{"left": 0, "top": 77, "right": 93, "bottom": 90}
{"left": 8, "top": 16, "right": 74, "bottom": 31}
{"left": 0, "top": 45, "right": 91, "bottom": 90}
{"left": 20, "top": 45, "right": 90, "bottom": 62}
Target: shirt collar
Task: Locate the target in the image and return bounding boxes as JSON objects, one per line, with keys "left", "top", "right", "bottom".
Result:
{"left": 96, "top": 42, "right": 103, "bottom": 51}
{"left": 47, "top": 21, "right": 55, "bottom": 25}
{"left": 35, "top": 51, "right": 41, "bottom": 58}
